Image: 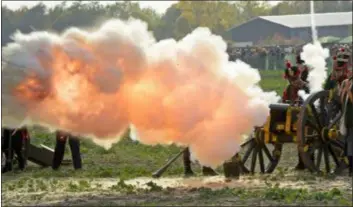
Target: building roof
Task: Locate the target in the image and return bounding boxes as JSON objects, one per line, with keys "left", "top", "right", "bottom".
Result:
{"left": 258, "top": 12, "right": 352, "bottom": 28}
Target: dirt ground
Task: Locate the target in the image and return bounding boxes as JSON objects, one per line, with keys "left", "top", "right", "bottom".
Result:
{"left": 2, "top": 172, "right": 352, "bottom": 206}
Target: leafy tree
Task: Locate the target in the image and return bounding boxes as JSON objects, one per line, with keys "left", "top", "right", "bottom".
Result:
{"left": 270, "top": 1, "right": 352, "bottom": 15}
{"left": 153, "top": 4, "right": 181, "bottom": 40}
{"left": 1, "top": 0, "right": 351, "bottom": 45}
{"left": 175, "top": 1, "right": 242, "bottom": 38}
{"left": 234, "top": 1, "right": 271, "bottom": 22}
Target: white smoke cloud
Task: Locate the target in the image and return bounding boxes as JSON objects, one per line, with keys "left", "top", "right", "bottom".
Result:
{"left": 1, "top": 18, "right": 279, "bottom": 168}
{"left": 301, "top": 42, "right": 330, "bottom": 93}
{"left": 299, "top": 1, "right": 330, "bottom": 98}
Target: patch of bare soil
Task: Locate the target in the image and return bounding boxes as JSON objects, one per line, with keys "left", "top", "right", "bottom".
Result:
{"left": 2, "top": 174, "right": 352, "bottom": 206}
{"left": 92, "top": 174, "right": 351, "bottom": 192}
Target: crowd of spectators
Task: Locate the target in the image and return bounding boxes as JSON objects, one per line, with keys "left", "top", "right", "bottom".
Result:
{"left": 227, "top": 43, "right": 352, "bottom": 70}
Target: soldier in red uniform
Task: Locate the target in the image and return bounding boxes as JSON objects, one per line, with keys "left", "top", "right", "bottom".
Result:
{"left": 2, "top": 127, "right": 30, "bottom": 173}
{"left": 282, "top": 60, "right": 310, "bottom": 104}
{"left": 282, "top": 60, "right": 313, "bottom": 170}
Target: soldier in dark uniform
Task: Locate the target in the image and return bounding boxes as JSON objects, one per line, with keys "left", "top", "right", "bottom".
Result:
{"left": 2, "top": 127, "right": 30, "bottom": 173}
{"left": 183, "top": 147, "right": 218, "bottom": 176}
{"left": 52, "top": 131, "right": 82, "bottom": 170}
{"left": 339, "top": 68, "right": 353, "bottom": 176}
{"left": 324, "top": 48, "right": 352, "bottom": 91}
{"left": 324, "top": 48, "right": 352, "bottom": 176}
{"left": 324, "top": 49, "right": 351, "bottom": 132}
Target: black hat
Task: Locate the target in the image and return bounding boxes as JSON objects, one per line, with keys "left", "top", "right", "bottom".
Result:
{"left": 296, "top": 55, "right": 305, "bottom": 64}
{"left": 284, "top": 61, "right": 300, "bottom": 79}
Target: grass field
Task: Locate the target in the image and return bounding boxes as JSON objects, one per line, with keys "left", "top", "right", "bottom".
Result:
{"left": 2, "top": 70, "right": 352, "bottom": 206}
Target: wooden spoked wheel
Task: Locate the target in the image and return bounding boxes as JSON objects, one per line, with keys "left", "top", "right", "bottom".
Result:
{"left": 297, "top": 90, "right": 347, "bottom": 174}
{"left": 236, "top": 130, "right": 282, "bottom": 174}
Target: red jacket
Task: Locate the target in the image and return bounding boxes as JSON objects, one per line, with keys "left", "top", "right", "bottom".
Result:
{"left": 282, "top": 80, "right": 309, "bottom": 103}
{"left": 282, "top": 85, "right": 300, "bottom": 103}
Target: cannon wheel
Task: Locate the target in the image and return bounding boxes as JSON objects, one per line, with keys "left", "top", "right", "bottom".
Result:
{"left": 297, "top": 90, "right": 347, "bottom": 174}
{"left": 236, "top": 131, "right": 283, "bottom": 174}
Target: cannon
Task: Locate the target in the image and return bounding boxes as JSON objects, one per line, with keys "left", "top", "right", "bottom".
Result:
{"left": 152, "top": 90, "right": 349, "bottom": 178}
{"left": 236, "top": 90, "right": 347, "bottom": 175}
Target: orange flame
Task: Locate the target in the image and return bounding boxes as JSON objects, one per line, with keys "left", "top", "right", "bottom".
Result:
{"left": 2, "top": 20, "right": 278, "bottom": 168}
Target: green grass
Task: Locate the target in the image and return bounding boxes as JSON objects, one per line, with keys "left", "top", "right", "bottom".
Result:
{"left": 259, "top": 70, "right": 287, "bottom": 95}
{"left": 16, "top": 136, "right": 185, "bottom": 180}
{"left": 3, "top": 70, "right": 352, "bottom": 206}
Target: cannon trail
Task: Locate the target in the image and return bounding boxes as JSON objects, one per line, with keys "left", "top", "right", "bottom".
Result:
{"left": 1, "top": 19, "right": 279, "bottom": 168}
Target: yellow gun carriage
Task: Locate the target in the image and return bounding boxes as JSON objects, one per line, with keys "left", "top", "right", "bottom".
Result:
{"left": 235, "top": 90, "right": 348, "bottom": 175}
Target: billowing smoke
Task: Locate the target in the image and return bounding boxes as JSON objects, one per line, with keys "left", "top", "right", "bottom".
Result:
{"left": 299, "top": 1, "right": 330, "bottom": 99}
{"left": 2, "top": 18, "right": 279, "bottom": 168}
{"left": 299, "top": 42, "right": 330, "bottom": 99}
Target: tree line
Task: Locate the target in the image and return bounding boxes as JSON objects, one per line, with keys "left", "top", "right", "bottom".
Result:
{"left": 2, "top": 1, "right": 352, "bottom": 45}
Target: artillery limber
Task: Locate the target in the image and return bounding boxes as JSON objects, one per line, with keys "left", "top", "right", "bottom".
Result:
{"left": 152, "top": 90, "right": 349, "bottom": 178}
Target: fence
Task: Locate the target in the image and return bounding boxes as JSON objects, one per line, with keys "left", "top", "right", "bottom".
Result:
{"left": 228, "top": 42, "right": 352, "bottom": 70}
{"left": 229, "top": 51, "right": 336, "bottom": 71}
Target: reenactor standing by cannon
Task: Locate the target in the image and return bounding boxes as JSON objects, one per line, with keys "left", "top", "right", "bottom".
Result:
{"left": 52, "top": 131, "right": 82, "bottom": 170}
{"left": 2, "top": 127, "right": 30, "bottom": 173}
{"left": 323, "top": 47, "right": 353, "bottom": 176}
{"left": 340, "top": 76, "right": 353, "bottom": 176}
{"left": 282, "top": 59, "right": 313, "bottom": 170}
{"left": 337, "top": 48, "right": 353, "bottom": 176}
{"left": 324, "top": 48, "right": 352, "bottom": 91}
{"left": 282, "top": 60, "right": 310, "bottom": 104}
